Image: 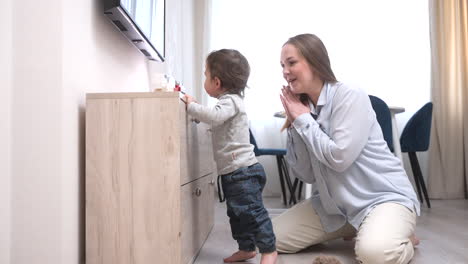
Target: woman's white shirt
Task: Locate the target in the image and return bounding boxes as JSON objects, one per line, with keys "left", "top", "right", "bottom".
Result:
{"left": 286, "top": 82, "right": 420, "bottom": 232}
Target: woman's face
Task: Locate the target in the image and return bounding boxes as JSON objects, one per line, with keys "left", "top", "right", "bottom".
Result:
{"left": 280, "top": 44, "right": 317, "bottom": 94}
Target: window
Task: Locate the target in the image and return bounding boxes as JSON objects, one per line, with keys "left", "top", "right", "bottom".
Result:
{"left": 210, "top": 0, "right": 430, "bottom": 124}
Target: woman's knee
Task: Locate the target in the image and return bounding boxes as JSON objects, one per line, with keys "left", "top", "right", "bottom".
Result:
{"left": 355, "top": 237, "right": 413, "bottom": 264}
{"left": 271, "top": 199, "right": 331, "bottom": 254}
{"left": 355, "top": 237, "right": 387, "bottom": 264}
{"left": 272, "top": 213, "right": 325, "bottom": 254}
{"left": 272, "top": 217, "right": 303, "bottom": 253}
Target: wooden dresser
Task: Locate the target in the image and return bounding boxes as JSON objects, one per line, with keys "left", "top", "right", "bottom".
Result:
{"left": 86, "top": 92, "right": 215, "bottom": 264}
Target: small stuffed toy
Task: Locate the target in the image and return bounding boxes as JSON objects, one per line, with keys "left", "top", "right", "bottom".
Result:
{"left": 312, "top": 255, "right": 342, "bottom": 264}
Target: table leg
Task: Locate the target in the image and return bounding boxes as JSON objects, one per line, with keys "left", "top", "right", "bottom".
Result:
{"left": 305, "top": 183, "right": 312, "bottom": 199}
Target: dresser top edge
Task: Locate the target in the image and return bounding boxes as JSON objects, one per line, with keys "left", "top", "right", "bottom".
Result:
{"left": 86, "top": 91, "right": 179, "bottom": 99}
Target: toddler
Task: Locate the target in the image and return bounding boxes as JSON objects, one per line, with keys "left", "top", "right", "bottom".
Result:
{"left": 183, "top": 49, "right": 277, "bottom": 264}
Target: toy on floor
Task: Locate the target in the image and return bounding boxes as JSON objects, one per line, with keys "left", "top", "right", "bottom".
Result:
{"left": 312, "top": 255, "right": 342, "bottom": 264}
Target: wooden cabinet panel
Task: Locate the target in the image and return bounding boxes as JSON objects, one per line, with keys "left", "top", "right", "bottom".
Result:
{"left": 86, "top": 94, "right": 181, "bottom": 264}
{"left": 181, "top": 175, "right": 215, "bottom": 264}
{"left": 180, "top": 102, "right": 215, "bottom": 185}
{"left": 86, "top": 92, "right": 215, "bottom": 264}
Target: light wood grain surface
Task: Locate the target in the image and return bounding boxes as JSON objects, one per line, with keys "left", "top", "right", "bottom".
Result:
{"left": 86, "top": 96, "right": 181, "bottom": 264}
{"left": 179, "top": 102, "right": 215, "bottom": 185}
{"left": 86, "top": 93, "right": 216, "bottom": 264}
{"left": 181, "top": 175, "right": 216, "bottom": 264}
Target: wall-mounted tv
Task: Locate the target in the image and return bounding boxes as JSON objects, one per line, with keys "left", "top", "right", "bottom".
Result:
{"left": 104, "top": 0, "right": 165, "bottom": 61}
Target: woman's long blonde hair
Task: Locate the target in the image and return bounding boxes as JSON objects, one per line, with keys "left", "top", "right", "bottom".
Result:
{"left": 281, "top": 34, "right": 337, "bottom": 131}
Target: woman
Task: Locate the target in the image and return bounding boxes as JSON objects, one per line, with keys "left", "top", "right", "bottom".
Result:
{"left": 274, "top": 33, "right": 420, "bottom": 264}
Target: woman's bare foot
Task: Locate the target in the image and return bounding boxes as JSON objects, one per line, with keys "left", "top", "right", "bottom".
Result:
{"left": 223, "top": 250, "right": 256, "bottom": 263}
{"left": 260, "top": 251, "right": 278, "bottom": 264}
{"left": 410, "top": 234, "right": 420, "bottom": 246}
{"left": 312, "top": 255, "right": 342, "bottom": 264}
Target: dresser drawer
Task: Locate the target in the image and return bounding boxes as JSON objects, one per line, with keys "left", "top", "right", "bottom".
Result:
{"left": 180, "top": 174, "right": 215, "bottom": 264}
{"left": 180, "top": 102, "right": 215, "bottom": 185}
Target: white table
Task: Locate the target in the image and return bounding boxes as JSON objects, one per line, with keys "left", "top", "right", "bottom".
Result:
{"left": 389, "top": 106, "right": 405, "bottom": 162}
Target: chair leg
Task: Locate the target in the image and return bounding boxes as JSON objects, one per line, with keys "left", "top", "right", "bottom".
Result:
{"left": 276, "top": 155, "right": 288, "bottom": 205}
{"left": 408, "top": 152, "right": 431, "bottom": 208}
{"left": 290, "top": 178, "right": 304, "bottom": 202}
{"left": 410, "top": 161, "right": 424, "bottom": 204}
{"left": 279, "top": 155, "right": 297, "bottom": 205}
{"left": 291, "top": 178, "right": 299, "bottom": 197}
{"left": 289, "top": 178, "right": 299, "bottom": 205}
{"left": 298, "top": 180, "right": 303, "bottom": 201}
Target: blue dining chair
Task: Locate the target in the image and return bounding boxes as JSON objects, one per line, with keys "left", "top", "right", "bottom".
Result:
{"left": 249, "top": 129, "right": 299, "bottom": 205}
{"left": 400, "top": 102, "right": 433, "bottom": 208}
{"left": 369, "top": 95, "right": 394, "bottom": 152}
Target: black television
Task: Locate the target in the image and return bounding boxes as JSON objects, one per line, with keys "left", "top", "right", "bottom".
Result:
{"left": 104, "top": 0, "right": 165, "bottom": 61}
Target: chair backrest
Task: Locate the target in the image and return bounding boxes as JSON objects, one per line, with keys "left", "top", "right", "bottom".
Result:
{"left": 400, "top": 102, "right": 433, "bottom": 152}
{"left": 249, "top": 129, "right": 260, "bottom": 156}
{"left": 369, "top": 95, "right": 394, "bottom": 152}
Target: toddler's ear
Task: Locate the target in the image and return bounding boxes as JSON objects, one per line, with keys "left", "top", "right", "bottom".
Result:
{"left": 214, "top": 76, "right": 222, "bottom": 89}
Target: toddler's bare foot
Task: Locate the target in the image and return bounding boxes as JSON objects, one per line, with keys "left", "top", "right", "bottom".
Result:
{"left": 260, "top": 251, "right": 277, "bottom": 264}
{"left": 410, "top": 234, "right": 420, "bottom": 246}
{"left": 223, "top": 250, "right": 256, "bottom": 263}
{"left": 312, "top": 255, "right": 342, "bottom": 264}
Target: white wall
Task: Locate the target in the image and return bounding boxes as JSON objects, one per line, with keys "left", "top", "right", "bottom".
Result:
{"left": 0, "top": 0, "right": 12, "bottom": 262}
{"left": 11, "top": 0, "right": 63, "bottom": 262}
{"left": 6, "top": 0, "right": 201, "bottom": 263}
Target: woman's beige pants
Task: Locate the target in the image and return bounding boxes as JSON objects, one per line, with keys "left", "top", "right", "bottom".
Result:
{"left": 272, "top": 199, "right": 417, "bottom": 264}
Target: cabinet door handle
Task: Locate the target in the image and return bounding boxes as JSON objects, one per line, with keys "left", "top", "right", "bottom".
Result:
{"left": 193, "top": 188, "right": 202, "bottom": 197}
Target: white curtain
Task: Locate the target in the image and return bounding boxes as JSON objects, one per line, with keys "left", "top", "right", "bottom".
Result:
{"left": 193, "top": 0, "right": 213, "bottom": 106}
{"left": 428, "top": 0, "right": 468, "bottom": 199}
{"left": 209, "top": 0, "right": 430, "bottom": 196}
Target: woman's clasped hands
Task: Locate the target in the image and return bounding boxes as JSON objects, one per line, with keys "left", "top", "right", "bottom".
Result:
{"left": 280, "top": 85, "right": 310, "bottom": 123}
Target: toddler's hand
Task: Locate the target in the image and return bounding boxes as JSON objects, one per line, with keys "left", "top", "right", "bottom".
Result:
{"left": 184, "top": 94, "right": 197, "bottom": 104}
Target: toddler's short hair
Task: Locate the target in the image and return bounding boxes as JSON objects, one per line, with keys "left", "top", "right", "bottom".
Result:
{"left": 206, "top": 49, "right": 250, "bottom": 97}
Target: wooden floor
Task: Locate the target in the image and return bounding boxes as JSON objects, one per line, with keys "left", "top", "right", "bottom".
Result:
{"left": 194, "top": 198, "right": 468, "bottom": 264}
